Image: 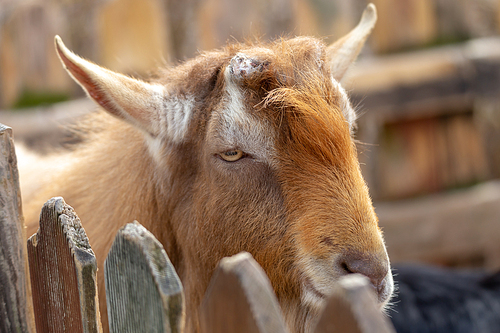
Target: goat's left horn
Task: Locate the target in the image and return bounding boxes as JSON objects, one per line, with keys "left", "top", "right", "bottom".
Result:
{"left": 228, "top": 53, "right": 270, "bottom": 81}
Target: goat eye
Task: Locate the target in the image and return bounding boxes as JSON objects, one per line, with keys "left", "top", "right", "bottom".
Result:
{"left": 220, "top": 150, "right": 244, "bottom": 162}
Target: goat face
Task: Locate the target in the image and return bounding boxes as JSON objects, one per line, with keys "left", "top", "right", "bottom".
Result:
{"left": 54, "top": 4, "right": 392, "bottom": 332}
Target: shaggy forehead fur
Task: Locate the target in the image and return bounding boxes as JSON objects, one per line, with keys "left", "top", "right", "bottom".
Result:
{"left": 231, "top": 37, "right": 353, "bottom": 165}
{"left": 153, "top": 36, "right": 353, "bottom": 154}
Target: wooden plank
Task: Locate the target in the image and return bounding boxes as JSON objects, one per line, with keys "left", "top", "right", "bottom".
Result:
{"left": 199, "top": 252, "right": 287, "bottom": 333}
{"left": 0, "top": 123, "right": 33, "bottom": 332}
{"left": 313, "top": 274, "right": 395, "bottom": 333}
{"left": 377, "top": 180, "right": 500, "bottom": 268}
{"left": 27, "top": 197, "right": 101, "bottom": 333}
{"left": 370, "top": 0, "right": 437, "bottom": 53}
{"left": 104, "top": 221, "right": 184, "bottom": 333}
{"left": 347, "top": 38, "right": 500, "bottom": 200}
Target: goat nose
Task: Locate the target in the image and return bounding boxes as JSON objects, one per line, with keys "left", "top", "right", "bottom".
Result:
{"left": 339, "top": 251, "right": 389, "bottom": 293}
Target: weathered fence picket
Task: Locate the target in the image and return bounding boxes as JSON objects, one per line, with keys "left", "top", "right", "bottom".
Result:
{"left": 27, "top": 197, "right": 101, "bottom": 333}
{"left": 0, "top": 124, "right": 33, "bottom": 332}
{"left": 314, "top": 274, "right": 395, "bottom": 333}
{"left": 199, "top": 252, "right": 288, "bottom": 333}
{"left": 104, "top": 221, "right": 184, "bottom": 333}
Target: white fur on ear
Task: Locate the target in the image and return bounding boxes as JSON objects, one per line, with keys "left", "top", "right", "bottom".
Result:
{"left": 326, "top": 4, "right": 377, "bottom": 81}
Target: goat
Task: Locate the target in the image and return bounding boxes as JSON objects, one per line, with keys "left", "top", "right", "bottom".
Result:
{"left": 21, "top": 4, "right": 393, "bottom": 332}
{"left": 391, "top": 264, "right": 500, "bottom": 333}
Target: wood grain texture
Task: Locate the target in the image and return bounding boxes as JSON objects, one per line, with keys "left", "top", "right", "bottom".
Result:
{"left": 345, "top": 39, "right": 500, "bottom": 200}
{"left": 376, "top": 180, "right": 500, "bottom": 268}
{"left": 199, "top": 252, "right": 287, "bottom": 333}
{"left": 0, "top": 123, "right": 33, "bottom": 332}
{"left": 104, "top": 221, "right": 184, "bottom": 333}
{"left": 313, "top": 274, "right": 395, "bottom": 333}
{"left": 27, "top": 197, "right": 101, "bottom": 333}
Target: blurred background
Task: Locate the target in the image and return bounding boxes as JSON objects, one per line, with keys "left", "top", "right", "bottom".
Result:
{"left": 1, "top": 0, "right": 500, "bottom": 271}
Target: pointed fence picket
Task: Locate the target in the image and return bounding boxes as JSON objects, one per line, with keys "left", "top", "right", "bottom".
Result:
{"left": 314, "top": 274, "right": 395, "bottom": 333}
{"left": 27, "top": 197, "right": 101, "bottom": 333}
{"left": 104, "top": 221, "right": 184, "bottom": 333}
{"left": 199, "top": 252, "right": 288, "bottom": 333}
{"left": 0, "top": 122, "right": 396, "bottom": 333}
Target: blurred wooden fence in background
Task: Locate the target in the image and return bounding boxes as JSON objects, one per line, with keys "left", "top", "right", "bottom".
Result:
{"left": 2, "top": 0, "right": 500, "bottom": 108}
{"left": 0, "top": 123, "right": 396, "bottom": 332}
{"left": 346, "top": 37, "right": 500, "bottom": 200}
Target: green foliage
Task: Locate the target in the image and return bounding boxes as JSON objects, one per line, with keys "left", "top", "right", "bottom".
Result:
{"left": 12, "top": 90, "right": 69, "bottom": 109}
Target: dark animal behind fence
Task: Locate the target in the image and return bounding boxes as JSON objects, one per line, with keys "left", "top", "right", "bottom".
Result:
{"left": 391, "top": 264, "right": 500, "bottom": 333}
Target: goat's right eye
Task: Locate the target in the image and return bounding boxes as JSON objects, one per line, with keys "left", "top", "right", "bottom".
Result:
{"left": 219, "top": 150, "right": 244, "bottom": 162}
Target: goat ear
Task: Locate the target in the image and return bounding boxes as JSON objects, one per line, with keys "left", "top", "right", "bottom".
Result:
{"left": 326, "top": 3, "right": 377, "bottom": 81}
{"left": 54, "top": 36, "right": 163, "bottom": 136}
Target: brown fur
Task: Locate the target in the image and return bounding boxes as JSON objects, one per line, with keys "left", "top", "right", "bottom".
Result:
{"left": 23, "top": 36, "right": 391, "bottom": 332}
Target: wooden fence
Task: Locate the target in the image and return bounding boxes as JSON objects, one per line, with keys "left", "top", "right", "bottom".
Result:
{"left": 0, "top": 123, "right": 396, "bottom": 332}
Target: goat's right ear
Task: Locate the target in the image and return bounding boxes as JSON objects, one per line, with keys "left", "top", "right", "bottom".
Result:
{"left": 55, "top": 36, "right": 164, "bottom": 136}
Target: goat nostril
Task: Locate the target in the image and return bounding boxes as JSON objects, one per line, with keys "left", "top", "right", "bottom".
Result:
{"left": 339, "top": 254, "right": 389, "bottom": 293}
{"left": 341, "top": 261, "right": 354, "bottom": 274}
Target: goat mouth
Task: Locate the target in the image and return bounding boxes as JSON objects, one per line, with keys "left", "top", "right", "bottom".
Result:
{"left": 303, "top": 274, "right": 393, "bottom": 310}
{"left": 377, "top": 276, "right": 394, "bottom": 307}
{"left": 303, "top": 277, "right": 326, "bottom": 300}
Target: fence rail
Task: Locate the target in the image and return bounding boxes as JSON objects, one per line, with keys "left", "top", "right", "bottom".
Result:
{"left": 0, "top": 123, "right": 396, "bottom": 332}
